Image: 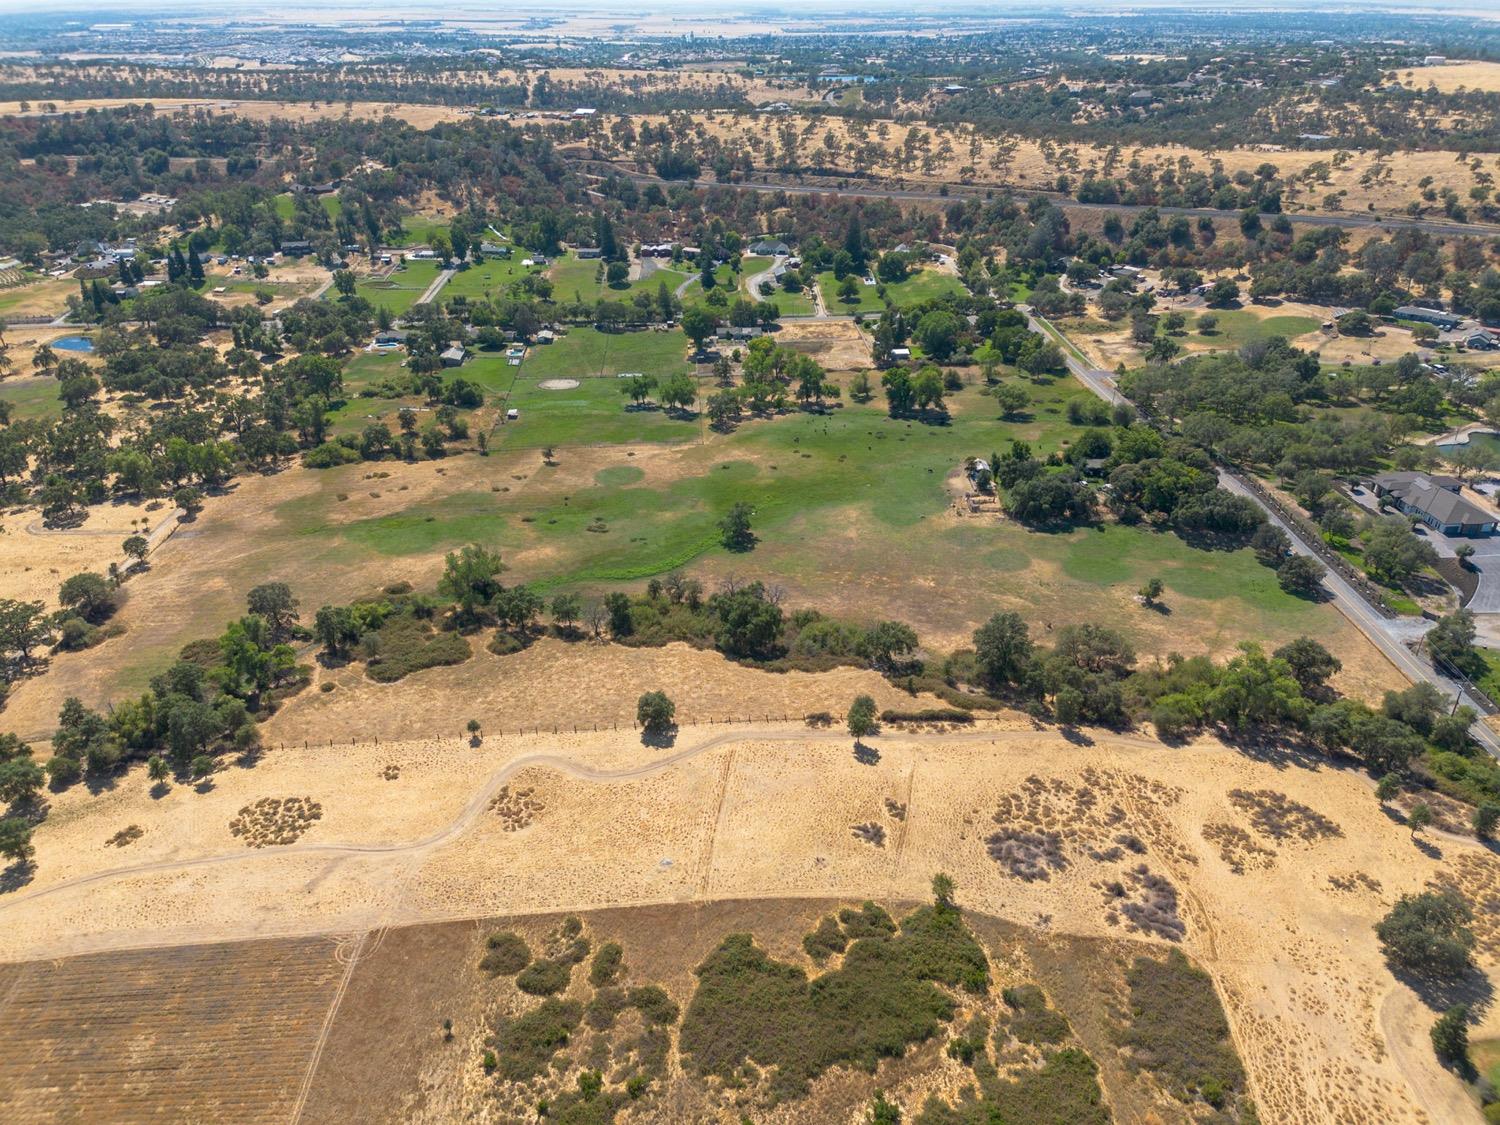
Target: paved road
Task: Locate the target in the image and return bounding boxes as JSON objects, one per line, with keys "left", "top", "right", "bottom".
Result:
{"left": 1028, "top": 309, "right": 1500, "bottom": 757}
{"left": 580, "top": 162, "right": 1500, "bottom": 239}
{"left": 416, "top": 267, "right": 455, "bottom": 306}
{"left": 743, "top": 253, "right": 786, "bottom": 303}
{"left": 1020, "top": 306, "right": 1126, "bottom": 405}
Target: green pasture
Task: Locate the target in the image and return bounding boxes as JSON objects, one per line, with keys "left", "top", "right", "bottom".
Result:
{"left": 354, "top": 259, "right": 444, "bottom": 315}
{"left": 1186, "top": 309, "right": 1321, "bottom": 349}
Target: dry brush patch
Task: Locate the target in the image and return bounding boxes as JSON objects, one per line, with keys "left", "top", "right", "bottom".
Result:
{"left": 229, "top": 796, "right": 324, "bottom": 847}
{"left": 488, "top": 784, "right": 545, "bottom": 832}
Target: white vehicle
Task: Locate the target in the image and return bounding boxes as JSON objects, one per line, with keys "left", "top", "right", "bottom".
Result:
{"left": 506, "top": 408, "right": 520, "bottom": 420}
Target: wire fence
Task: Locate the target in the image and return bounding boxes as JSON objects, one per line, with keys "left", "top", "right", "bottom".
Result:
{"left": 266, "top": 710, "right": 1028, "bottom": 751}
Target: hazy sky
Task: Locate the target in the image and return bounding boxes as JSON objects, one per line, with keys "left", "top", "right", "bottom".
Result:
{"left": 0, "top": 0, "right": 1487, "bottom": 13}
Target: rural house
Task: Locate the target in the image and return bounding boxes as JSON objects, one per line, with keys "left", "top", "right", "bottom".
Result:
{"left": 1393, "top": 305, "right": 1461, "bottom": 331}
{"left": 1370, "top": 471, "right": 1498, "bottom": 537}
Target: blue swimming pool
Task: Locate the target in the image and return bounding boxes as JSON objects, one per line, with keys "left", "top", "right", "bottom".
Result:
{"left": 52, "top": 335, "right": 95, "bottom": 354}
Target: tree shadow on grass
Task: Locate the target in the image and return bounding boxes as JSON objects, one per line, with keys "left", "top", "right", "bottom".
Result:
{"left": 0, "top": 859, "right": 36, "bottom": 894}
{"left": 1215, "top": 729, "right": 1334, "bottom": 773}
{"left": 853, "top": 741, "right": 880, "bottom": 765}
{"left": 1394, "top": 962, "right": 1495, "bottom": 1018}
{"left": 641, "top": 726, "right": 678, "bottom": 749}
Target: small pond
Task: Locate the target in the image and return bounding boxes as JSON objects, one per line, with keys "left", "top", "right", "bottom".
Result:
{"left": 52, "top": 335, "right": 95, "bottom": 354}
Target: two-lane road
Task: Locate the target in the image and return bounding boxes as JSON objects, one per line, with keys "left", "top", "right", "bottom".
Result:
{"left": 1025, "top": 308, "right": 1500, "bottom": 758}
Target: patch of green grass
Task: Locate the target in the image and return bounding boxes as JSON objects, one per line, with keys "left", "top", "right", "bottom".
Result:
{"left": 314, "top": 490, "right": 510, "bottom": 556}
{"left": 550, "top": 253, "right": 695, "bottom": 305}
{"left": 595, "top": 465, "right": 646, "bottom": 487}
{"left": 442, "top": 257, "right": 543, "bottom": 304}
{"left": 499, "top": 375, "right": 703, "bottom": 450}
{"left": 521, "top": 327, "right": 692, "bottom": 383}
{"left": 1118, "top": 949, "right": 1245, "bottom": 1111}
{"left": 1187, "top": 310, "right": 1320, "bottom": 349}
{"left": 763, "top": 285, "right": 817, "bottom": 317}
{"left": 679, "top": 904, "right": 987, "bottom": 1101}
{"left": 815, "top": 270, "right": 877, "bottom": 315}
{"left": 881, "top": 268, "right": 968, "bottom": 309}
{"left": 1476, "top": 647, "right": 1500, "bottom": 704}
{"left": 1472, "top": 1037, "right": 1500, "bottom": 1092}
{"left": 398, "top": 214, "right": 449, "bottom": 247}
{"left": 0, "top": 375, "right": 61, "bottom": 421}
{"left": 354, "top": 259, "right": 444, "bottom": 315}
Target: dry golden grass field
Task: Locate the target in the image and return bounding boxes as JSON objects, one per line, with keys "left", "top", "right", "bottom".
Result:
{"left": 0, "top": 690, "right": 1494, "bottom": 1122}
{"left": 1399, "top": 61, "right": 1500, "bottom": 94}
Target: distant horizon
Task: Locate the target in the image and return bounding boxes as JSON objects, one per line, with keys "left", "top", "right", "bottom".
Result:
{"left": 0, "top": 0, "right": 1493, "bottom": 17}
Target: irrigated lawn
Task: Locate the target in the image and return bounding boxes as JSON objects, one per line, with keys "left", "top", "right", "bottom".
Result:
{"left": 355, "top": 260, "right": 444, "bottom": 315}
{"left": 55, "top": 354, "right": 1377, "bottom": 712}
{"left": 398, "top": 214, "right": 451, "bottom": 247}
{"left": 0, "top": 375, "right": 61, "bottom": 421}
{"left": 1187, "top": 309, "right": 1321, "bottom": 349}
{"left": 273, "top": 193, "right": 341, "bottom": 222}
{"left": 881, "top": 268, "right": 968, "bottom": 309}
{"left": 519, "top": 327, "right": 692, "bottom": 382}
{"left": 495, "top": 376, "right": 705, "bottom": 451}
{"left": 550, "top": 254, "right": 695, "bottom": 305}
{"left": 443, "top": 258, "right": 543, "bottom": 304}
{"left": 762, "top": 286, "right": 817, "bottom": 317}
{"left": 268, "top": 369, "right": 1362, "bottom": 667}
{"left": 679, "top": 263, "right": 745, "bottom": 308}
{"left": 815, "top": 270, "right": 878, "bottom": 315}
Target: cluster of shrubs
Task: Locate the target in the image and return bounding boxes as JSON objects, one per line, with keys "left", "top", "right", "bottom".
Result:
{"left": 988, "top": 424, "right": 1285, "bottom": 565}
{"left": 43, "top": 581, "right": 311, "bottom": 791}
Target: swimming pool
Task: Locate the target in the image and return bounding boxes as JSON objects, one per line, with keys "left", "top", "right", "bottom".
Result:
{"left": 52, "top": 335, "right": 95, "bottom": 354}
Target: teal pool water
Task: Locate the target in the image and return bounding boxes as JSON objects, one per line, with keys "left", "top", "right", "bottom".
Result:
{"left": 53, "top": 335, "right": 94, "bottom": 353}
{"left": 1437, "top": 432, "right": 1500, "bottom": 460}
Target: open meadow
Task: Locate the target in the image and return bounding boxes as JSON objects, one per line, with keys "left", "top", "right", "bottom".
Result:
{"left": 0, "top": 327, "right": 1404, "bottom": 738}
{"left": 0, "top": 685, "right": 1492, "bottom": 1122}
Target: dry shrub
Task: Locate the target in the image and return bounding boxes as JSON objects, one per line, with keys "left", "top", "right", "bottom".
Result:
{"left": 1202, "top": 822, "right": 1275, "bottom": 874}
{"left": 228, "top": 796, "right": 323, "bottom": 847}
{"left": 1429, "top": 853, "right": 1500, "bottom": 957}
{"left": 986, "top": 826, "right": 1067, "bottom": 881}
{"left": 105, "top": 824, "right": 144, "bottom": 848}
{"left": 490, "top": 784, "right": 544, "bottom": 831}
{"left": 1328, "top": 871, "right": 1382, "bottom": 894}
{"left": 1105, "top": 864, "right": 1186, "bottom": 942}
{"left": 1228, "top": 788, "right": 1342, "bottom": 843}
{"left": 852, "top": 822, "right": 886, "bottom": 848}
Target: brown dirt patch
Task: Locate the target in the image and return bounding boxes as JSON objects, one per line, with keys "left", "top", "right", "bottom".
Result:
{"left": 0, "top": 937, "right": 345, "bottom": 1123}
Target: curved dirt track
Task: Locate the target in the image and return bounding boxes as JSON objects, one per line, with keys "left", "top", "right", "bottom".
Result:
{"left": 0, "top": 723, "right": 1164, "bottom": 917}
{"left": 2, "top": 719, "right": 1487, "bottom": 1125}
